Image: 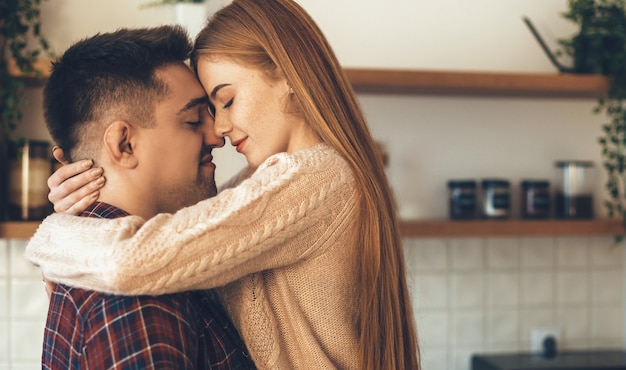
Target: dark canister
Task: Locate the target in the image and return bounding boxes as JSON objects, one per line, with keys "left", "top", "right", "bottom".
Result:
{"left": 447, "top": 180, "right": 477, "bottom": 220}
{"left": 481, "top": 179, "right": 511, "bottom": 219}
{"left": 521, "top": 180, "right": 550, "bottom": 219}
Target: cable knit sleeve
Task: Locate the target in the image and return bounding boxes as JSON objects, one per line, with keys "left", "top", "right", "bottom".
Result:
{"left": 25, "top": 144, "right": 358, "bottom": 295}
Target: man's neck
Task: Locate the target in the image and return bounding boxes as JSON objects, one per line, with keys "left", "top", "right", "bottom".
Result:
{"left": 97, "top": 171, "right": 155, "bottom": 219}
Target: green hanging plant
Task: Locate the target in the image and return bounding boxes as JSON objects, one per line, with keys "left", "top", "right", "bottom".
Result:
{"left": 556, "top": 0, "right": 626, "bottom": 242}
{"left": 1, "top": 0, "right": 52, "bottom": 144}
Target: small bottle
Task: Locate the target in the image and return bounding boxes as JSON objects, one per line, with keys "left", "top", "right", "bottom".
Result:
{"left": 521, "top": 180, "right": 550, "bottom": 219}
{"left": 447, "top": 180, "right": 477, "bottom": 220}
{"left": 481, "top": 179, "right": 510, "bottom": 219}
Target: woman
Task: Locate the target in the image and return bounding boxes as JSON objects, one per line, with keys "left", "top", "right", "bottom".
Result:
{"left": 27, "top": 0, "right": 420, "bottom": 369}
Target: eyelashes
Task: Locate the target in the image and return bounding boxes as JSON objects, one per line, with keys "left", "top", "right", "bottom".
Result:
{"left": 207, "top": 98, "right": 232, "bottom": 118}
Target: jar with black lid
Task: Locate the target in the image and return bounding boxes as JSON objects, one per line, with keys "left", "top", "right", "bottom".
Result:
{"left": 521, "top": 180, "right": 550, "bottom": 219}
{"left": 447, "top": 180, "right": 477, "bottom": 220}
{"left": 481, "top": 179, "right": 510, "bottom": 219}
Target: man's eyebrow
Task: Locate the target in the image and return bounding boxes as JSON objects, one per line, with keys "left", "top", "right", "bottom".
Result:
{"left": 209, "top": 83, "right": 231, "bottom": 99}
{"left": 178, "top": 96, "right": 209, "bottom": 115}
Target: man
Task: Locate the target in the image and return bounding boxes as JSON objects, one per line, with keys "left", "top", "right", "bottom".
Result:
{"left": 40, "top": 25, "right": 255, "bottom": 369}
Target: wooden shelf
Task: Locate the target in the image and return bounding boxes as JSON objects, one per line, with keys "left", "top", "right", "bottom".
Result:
{"left": 0, "top": 222, "right": 40, "bottom": 239}
{"left": 1, "top": 219, "right": 622, "bottom": 240}
{"left": 9, "top": 59, "right": 609, "bottom": 97}
{"left": 399, "top": 219, "right": 624, "bottom": 238}
{"left": 344, "top": 68, "right": 609, "bottom": 98}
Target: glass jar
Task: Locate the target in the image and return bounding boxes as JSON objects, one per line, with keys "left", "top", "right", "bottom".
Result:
{"left": 521, "top": 180, "right": 550, "bottom": 219}
{"left": 447, "top": 180, "right": 477, "bottom": 220}
{"left": 8, "top": 140, "right": 52, "bottom": 220}
{"left": 554, "top": 160, "right": 594, "bottom": 219}
{"left": 481, "top": 179, "right": 510, "bottom": 219}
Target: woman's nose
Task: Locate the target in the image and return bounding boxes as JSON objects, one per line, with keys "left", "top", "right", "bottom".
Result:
{"left": 213, "top": 113, "right": 231, "bottom": 138}
{"left": 204, "top": 115, "right": 225, "bottom": 148}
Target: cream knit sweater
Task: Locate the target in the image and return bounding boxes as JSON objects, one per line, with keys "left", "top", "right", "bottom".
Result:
{"left": 26, "top": 144, "right": 361, "bottom": 370}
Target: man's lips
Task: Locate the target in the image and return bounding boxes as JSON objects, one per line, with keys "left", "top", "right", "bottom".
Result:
{"left": 200, "top": 153, "right": 215, "bottom": 168}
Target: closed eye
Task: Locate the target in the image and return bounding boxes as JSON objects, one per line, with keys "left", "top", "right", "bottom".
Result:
{"left": 223, "top": 98, "right": 233, "bottom": 109}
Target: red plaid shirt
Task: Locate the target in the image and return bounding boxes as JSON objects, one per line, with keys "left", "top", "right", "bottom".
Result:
{"left": 42, "top": 202, "right": 255, "bottom": 369}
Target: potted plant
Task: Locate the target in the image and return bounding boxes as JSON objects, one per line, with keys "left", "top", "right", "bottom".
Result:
{"left": 0, "top": 0, "right": 52, "bottom": 220}
{"left": 557, "top": 0, "right": 626, "bottom": 242}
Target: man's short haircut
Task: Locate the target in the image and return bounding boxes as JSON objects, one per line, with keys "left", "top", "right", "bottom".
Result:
{"left": 44, "top": 25, "right": 192, "bottom": 161}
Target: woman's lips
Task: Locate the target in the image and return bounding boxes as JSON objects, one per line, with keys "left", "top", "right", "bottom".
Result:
{"left": 231, "top": 137, "right": 247, "bottom": 153}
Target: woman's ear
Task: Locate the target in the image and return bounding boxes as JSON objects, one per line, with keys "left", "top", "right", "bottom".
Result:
{"left": 103, "top": 121, "right": 138, "bottom": 169}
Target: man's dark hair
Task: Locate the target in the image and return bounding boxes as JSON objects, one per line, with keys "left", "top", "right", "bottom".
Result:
{"left": 44, "top": 25, "right": 192, "bottom": 161}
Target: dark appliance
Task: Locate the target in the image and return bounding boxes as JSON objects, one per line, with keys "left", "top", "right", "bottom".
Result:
{"left": 471, "top": 350, "right": 626, "bottom": 370}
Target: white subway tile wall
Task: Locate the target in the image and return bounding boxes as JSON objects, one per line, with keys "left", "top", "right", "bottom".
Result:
{"left": 0, "top": 236, "right": 624, "bottom": 369}
{"left": 0, "top": 239, "right": 48, "bottom": 370}
{"left": 406, "top": 236, "right": 625, "bottom": 370}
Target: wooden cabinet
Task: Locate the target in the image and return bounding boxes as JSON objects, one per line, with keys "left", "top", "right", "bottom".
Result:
{"left": 2, "top": 61, "right": 620, "bottom": 239}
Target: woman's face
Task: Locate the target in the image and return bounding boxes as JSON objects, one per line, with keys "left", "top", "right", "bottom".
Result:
{"left": 197, "top": 57, "right": 318, "bottom": 167}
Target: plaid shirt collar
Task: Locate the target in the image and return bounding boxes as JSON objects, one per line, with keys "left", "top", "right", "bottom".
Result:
{"left": 80, "top": 201, "right": 130, "bottom": 219}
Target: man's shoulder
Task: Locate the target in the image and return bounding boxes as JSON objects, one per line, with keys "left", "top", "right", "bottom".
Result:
{"left": 46, "top": 289, "right": 208, "bottom": 368}
{"left": 51, "top": 284, "right": 197, "bottom": 320}
{"left": 50, "top": 283, "right": 107, "bottom": 312}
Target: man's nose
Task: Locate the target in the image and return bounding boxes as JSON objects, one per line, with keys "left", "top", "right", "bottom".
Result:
{"left": 204, "top": 116, "right": 225, "bottom": 148}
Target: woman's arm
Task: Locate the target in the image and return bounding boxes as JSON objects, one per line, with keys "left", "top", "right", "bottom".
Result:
{"left": 26, "top": 145, "right": 357, "bottom": 295}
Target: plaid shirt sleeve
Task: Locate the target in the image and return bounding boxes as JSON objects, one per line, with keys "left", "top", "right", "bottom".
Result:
{"left": 81, "top": 294, "right": 200, "bottom": 369}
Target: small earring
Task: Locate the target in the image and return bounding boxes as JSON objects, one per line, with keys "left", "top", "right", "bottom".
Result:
{"left": 289, "top": 87, "right": 294, "bottom": 94}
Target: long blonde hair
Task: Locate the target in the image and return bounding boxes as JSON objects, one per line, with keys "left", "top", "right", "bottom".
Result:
{"left": 192, "top": 1, "right": 420, "bottom": 368}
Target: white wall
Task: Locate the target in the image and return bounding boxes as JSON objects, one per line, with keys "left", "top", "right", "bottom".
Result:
{"left": 301, "top": 0, "right": 574, "bottom": 72}
{"left": 17, "top": 0, "right": 605, "bottom": 218}
{"left": 4, "top": 1, "right": 623, "bottom": 370}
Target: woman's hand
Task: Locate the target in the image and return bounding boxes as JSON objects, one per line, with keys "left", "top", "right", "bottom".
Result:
{"left": 48, "top": 147, "right": 105, "bottom": 214}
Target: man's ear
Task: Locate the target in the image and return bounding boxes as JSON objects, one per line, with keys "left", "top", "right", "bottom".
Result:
{"left": 103, "top": 121, "right": 138, "bottom": 169}
{"left": 51, "top": 146, "right": 69, "bottom": 165}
